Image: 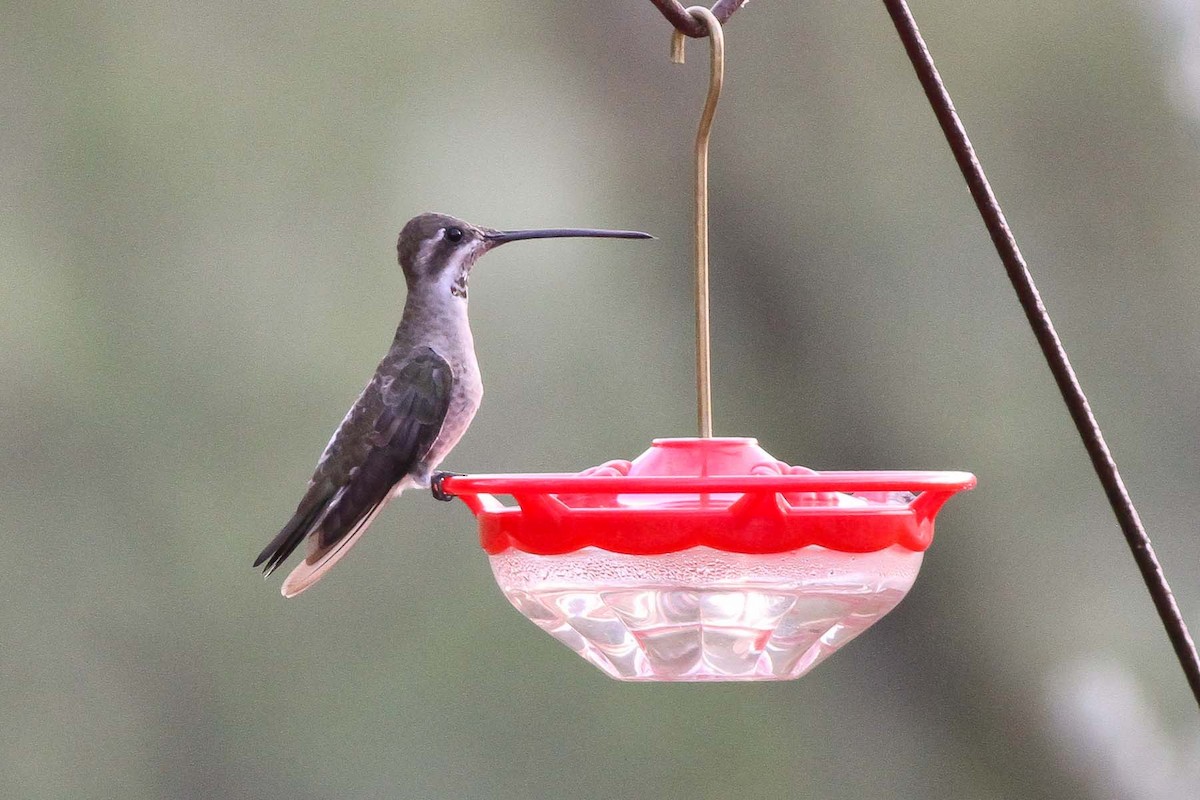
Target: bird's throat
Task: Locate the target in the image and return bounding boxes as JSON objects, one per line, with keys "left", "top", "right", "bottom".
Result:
{"left": 396, "top": 283, "right": 471, "bottom": 350}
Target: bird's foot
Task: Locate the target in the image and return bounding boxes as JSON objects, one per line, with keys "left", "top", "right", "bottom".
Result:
{"left": 430, "top": 471, "right": 462, "bottom": 502}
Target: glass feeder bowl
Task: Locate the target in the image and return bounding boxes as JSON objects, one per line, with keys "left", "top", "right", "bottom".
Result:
{"left": 443, "top": 438, "right": 974, "bottom": 682}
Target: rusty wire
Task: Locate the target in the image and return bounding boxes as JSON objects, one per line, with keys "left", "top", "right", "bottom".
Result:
{"left": 881, "top": 0, "right": 1200, "bottom": 709}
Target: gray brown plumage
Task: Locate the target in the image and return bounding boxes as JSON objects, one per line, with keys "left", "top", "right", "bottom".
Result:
{"left": 256, "top": 212, "right": 651, "bottom": 597}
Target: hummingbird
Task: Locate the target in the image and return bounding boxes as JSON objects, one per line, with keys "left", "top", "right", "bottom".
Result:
{"left": 255, "top": 212, "right": 652, "bottom": 597}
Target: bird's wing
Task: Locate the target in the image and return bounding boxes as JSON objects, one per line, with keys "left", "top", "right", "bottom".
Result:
{"left": 254, "top": 346, "right": 453, "bottom": 596}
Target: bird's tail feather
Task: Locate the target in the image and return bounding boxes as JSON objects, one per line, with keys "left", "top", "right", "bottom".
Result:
{"left": 279, "top": 495, "right": 392, "bottom": 598}
{"left": 254, "top": 496, "right": 333, "bottom": 576}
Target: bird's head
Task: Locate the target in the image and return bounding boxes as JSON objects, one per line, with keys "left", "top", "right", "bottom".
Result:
{"left": 396, "top": 212, "right": 652, "bottom": 300}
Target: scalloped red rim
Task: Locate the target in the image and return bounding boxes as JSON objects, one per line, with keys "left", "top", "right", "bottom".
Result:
{"left": 442, "top": 471, "right": 976, "bottom": 556}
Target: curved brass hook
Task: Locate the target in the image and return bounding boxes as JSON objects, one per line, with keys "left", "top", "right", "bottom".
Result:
{"left": 671, "top": 7, "right": 724, "bottom": 438}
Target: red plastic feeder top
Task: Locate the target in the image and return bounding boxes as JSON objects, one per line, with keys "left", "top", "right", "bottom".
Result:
{"left": 442, "top": 437, "right": 975, "bottom": 556}
{"left": 441, "top": 438, "right": 975, "bottom": 682}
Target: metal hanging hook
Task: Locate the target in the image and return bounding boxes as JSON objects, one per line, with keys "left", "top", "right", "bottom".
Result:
{"left": 671, "top": 6, "right": 724, "bottom": 439}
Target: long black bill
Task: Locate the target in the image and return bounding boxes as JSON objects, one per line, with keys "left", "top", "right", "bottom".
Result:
{"left": 484, "top": 228, "right": 653, "bottom": 245}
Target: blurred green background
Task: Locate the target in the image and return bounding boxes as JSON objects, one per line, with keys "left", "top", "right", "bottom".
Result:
{"left": 4, "top": 1, "right": 1200, "bottom": 797}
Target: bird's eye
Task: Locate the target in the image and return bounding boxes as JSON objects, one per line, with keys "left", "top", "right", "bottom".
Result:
{"left": 445, "top": 227, "right": 464, "bottom": 243}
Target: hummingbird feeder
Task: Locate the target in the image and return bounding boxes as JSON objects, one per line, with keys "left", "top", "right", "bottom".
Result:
{"left": 438, "top": 7, "right": 975, "bottom": 681}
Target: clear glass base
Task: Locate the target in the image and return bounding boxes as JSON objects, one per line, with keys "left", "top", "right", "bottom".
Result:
{"left": 490, "top": 546, "right": 922, "bottom": 682}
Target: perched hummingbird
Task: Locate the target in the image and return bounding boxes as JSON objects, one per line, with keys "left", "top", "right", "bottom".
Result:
{"left": 255, "top": 212, "right": 652, "bottom": 597}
